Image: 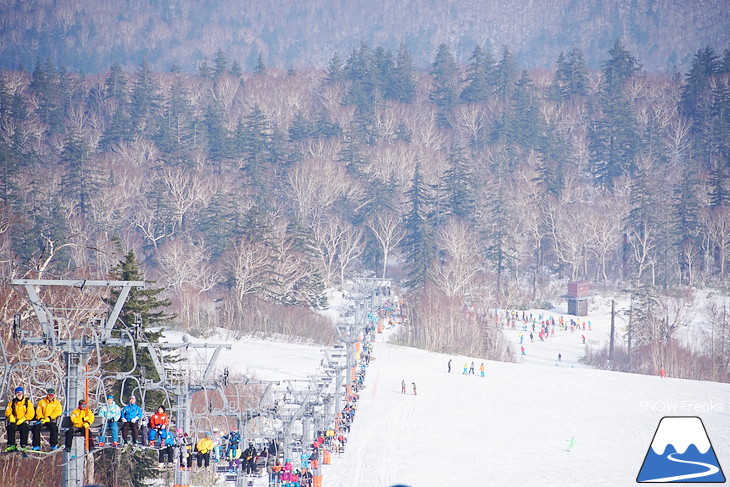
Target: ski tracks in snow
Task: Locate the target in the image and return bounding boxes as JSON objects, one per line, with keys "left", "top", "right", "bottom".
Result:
{"left": 351, "top": 375, "right": 416, "bottom": 486}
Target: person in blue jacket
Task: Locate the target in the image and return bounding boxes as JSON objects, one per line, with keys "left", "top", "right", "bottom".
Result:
{"left": 158, "top": 429, "right": 176, "bottom": 467}
{"left": 225, "top": 427, "right": 242, "bottom": 472}
{"left": 98, "top": 394, "right": 122, "bottom": 446}
{"left": 120, "top": 395, "right": 144, "bottom": 445}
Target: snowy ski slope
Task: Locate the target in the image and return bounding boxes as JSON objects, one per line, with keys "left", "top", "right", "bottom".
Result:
{"left": 167, "top": 302, "right": 730, "bottom": 487}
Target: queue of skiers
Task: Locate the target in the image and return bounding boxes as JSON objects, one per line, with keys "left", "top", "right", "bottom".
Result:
{"left": 4, "top": 302, "right": 385, "bottom": 485}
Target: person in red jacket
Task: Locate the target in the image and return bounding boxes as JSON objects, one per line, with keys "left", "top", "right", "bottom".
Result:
{"left": 148, "top": 405, "right": 169, "bottom": 446}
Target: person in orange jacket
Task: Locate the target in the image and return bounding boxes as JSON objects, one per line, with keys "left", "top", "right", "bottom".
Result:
{"left": 270, "top": 459, "right": 283, "bottom": 483}
{"left": 148, "top": 405, "right": 169, "bottom": 446}
{"left": 32, "top": 388, "right": 62, "bottom": 450}
{"left": 64, "top": 399, "right": 95, "bottom": 451}
{"left": 5, "top": 386, "right": 35, "bottom": 451}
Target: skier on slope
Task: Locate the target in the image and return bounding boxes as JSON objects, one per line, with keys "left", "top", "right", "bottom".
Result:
{"left": 401, "top": 379, "right": 406, "bottom": 394}
{"left": 411, "top": 382, "right": 417, "bottom": 395}
{"left": 566, "top": 437, "right": 577, "bottom": 451}
{"left": 479, "top": 363, "right": 485, "bottom": 377}
{"left": 463, "top": 363, "right": 468, "bottom": 374}
{"left": 469, "top": 361, "right": 475, "bottom": 374}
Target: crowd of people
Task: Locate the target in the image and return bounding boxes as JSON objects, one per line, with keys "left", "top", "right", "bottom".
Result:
{"left": 3, "top": 299, "right": 392, "bottom": 486}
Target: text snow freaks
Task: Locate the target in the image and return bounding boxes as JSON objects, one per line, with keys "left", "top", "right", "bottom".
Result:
{"left": 639, "top": 401, "right": 724, "bottom": 413}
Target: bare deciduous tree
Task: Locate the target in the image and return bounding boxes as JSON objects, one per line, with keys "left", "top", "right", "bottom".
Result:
{"left": 367, "top": 211, "right": 405, "bottom": 278}
{"left": 224, "top": 237, "right": 272, "bottom": 300}
{"left": 706, "top": 207, "right": 730, "bottom": 277}
{"left": 429, "top": 219, "right": 482, "bottom": 298}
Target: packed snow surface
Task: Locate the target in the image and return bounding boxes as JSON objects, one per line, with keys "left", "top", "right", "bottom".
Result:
{"left": 166, "top": 302, "right": 730, "bottom": 487}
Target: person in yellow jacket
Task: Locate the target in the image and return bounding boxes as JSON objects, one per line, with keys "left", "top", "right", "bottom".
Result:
{"left": 64, "top": 399, "right": 95, "bottom": 452}
{"left": 196, "top": 432, "right": 214, "bottom": 468}
{"left": 5, "top": 386, "right": 35, "bottom": 451}
{"left": 31, "top": 388, "right": 62, "bottom": 450}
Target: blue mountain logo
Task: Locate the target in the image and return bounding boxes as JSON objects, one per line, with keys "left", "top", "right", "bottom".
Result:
{"left": 637, "top": 416, "right": 725, "bottom": 483}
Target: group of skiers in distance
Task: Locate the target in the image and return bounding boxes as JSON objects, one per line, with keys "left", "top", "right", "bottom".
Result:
{"left": 400, "top": 380, "right": 416, "bottom": 395}
{"left": 447, "top": 359, "right": 486, "bottom": 377}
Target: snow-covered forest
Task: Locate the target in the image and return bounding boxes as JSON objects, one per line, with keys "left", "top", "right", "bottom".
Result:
{"left": 1, "top": 3, "right": 730, "bottom": 486}
{"left": 1, "top": 37, "right": 730, "bottom": 380}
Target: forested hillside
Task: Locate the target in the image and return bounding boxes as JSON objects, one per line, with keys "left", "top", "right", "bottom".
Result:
{"left": 0, "top": 0, "right": 728, "bottom": 73}
{"left": 1, "top": 38, "right": 730, "bottom": 377}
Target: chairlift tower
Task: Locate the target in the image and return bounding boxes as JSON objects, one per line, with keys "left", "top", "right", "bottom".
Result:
{"left": 11, "top": 279, "right": 144, "bottom": 487}
{"left": 140, "top": 341, "right": 230, "bottom": 487}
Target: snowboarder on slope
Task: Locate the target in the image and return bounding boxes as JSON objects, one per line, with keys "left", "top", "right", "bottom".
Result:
{"left": 479, "top": 363, "right": 485, "bottom": 377}
{"left": 401, "top": 380, "right": 406, "bottom": 394}
{"left": 447, "top": 359, "right": 451, "bottom": 373}
{"left": 411, "top": 382, "right": 417, "bottom": 395}
{"left": 566, "top": 437, "right": 577, "bottom": 451}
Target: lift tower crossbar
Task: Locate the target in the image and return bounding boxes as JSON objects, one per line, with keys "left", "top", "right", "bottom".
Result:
{"left": 10, "top": 278, "right": 144, "bottom": 487}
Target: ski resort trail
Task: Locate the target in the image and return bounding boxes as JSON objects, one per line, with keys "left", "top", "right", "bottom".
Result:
{"left": 322, "top": 325, "right": 730, "bottom": 487}
{"left": 168, "top": 304, "right": 730, "bottom": 487}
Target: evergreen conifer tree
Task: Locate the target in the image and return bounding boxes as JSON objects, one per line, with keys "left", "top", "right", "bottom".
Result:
{"left": 493, "top": 46, "right": 518, "bottom": 101}
{"left": 325, "top": 53, "right": 345, "bottom": 84}
{"left": 60, "top": 129, "right": 102, "bottom": 216}
{"left": 460, "top": 45, "right": 494, "bottom": 103}
{"left": 288, "top": 110, "right": 314, "bottom": 141}
{"left": 403, "top": 162, "right": 434, "bottom": 288}
{"left": 681, "top": 46, "right": 721, "bottom": 168}
{"left": 589, "top": 40, "right": 641, "bottom": 188}
{"left": 105, "top": 62, "right": 128, "bottom": 100}
{"left": 105, "top": 249, "right": 175, "bottom": 401}
{"left": 391, "top": 42, "right": 417, "bottom": 103}
{"left": 230, "top": 60, "right": 244, "bottom": 77}
{"left": 214, "top": 49, "right": 229, "bottom": 78}
{"left": 428, "top": 44, "right": 460, "bottom": 128}
{"left": 442, "top": 144, "right": 476, "bottom": 221}
{"left": 155, "top": 76, "right": 195, "bottom": 163}
{"left": 254, "top": 53, "right": 267, "bottom": 75}
{"left": 129, "top": 61, "right": 161, "bottom": 134}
